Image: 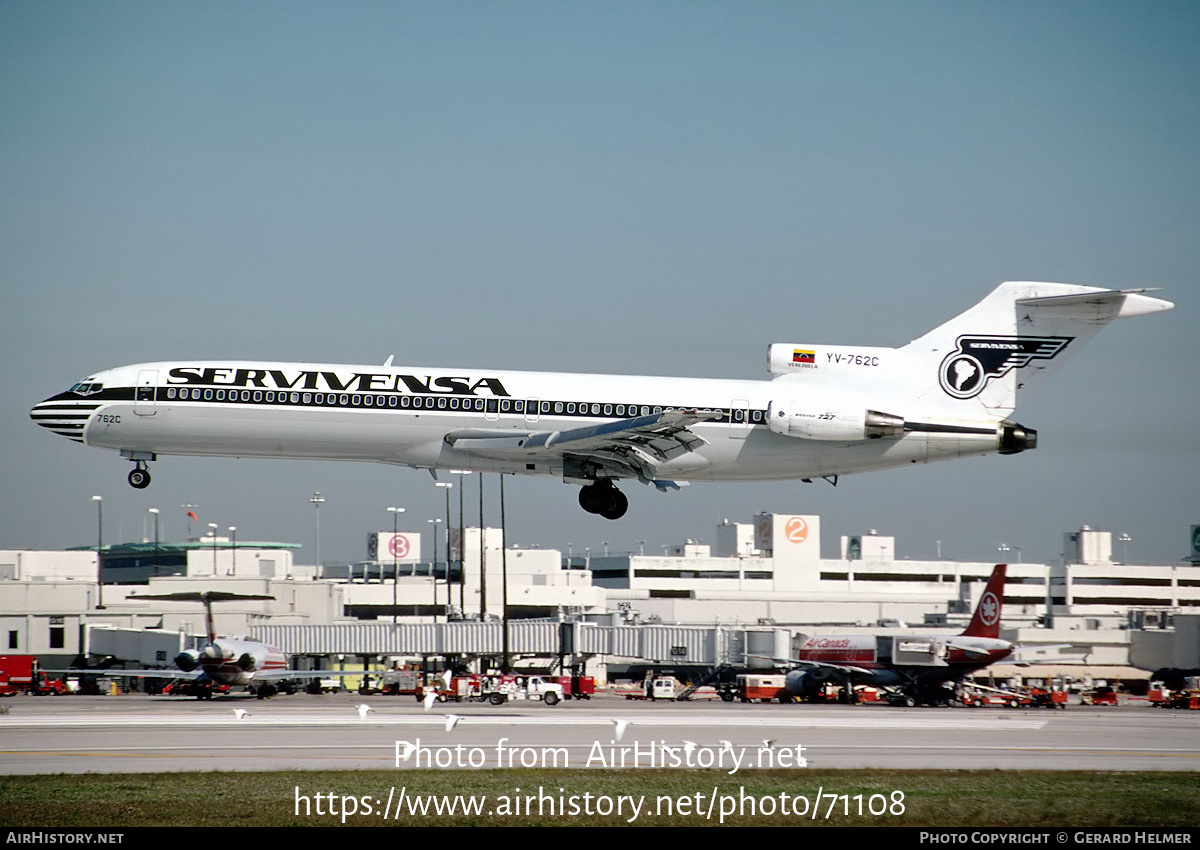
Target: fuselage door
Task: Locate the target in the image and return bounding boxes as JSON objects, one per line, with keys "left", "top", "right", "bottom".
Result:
{"left": 729, "top": 398, "right": 750, "bottom": 439}
{"left": 134, "top": 370, "right": 158, "bottom": 416}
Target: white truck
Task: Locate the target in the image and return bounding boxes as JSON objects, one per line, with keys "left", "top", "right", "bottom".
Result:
{"left": 483, "top": 675, "right": 564, "bottom": 706}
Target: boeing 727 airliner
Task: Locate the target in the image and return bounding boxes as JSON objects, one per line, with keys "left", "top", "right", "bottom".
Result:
{"left": 31, "top": 282, "right": 1172, "bottom": 519}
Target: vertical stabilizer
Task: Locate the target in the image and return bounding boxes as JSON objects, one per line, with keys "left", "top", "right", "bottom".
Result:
{"left": 962, "top": 564, "right": 1007, "bottom": 639}
{"left": 902, "top": 283, "right": 1172, "bottom": 418}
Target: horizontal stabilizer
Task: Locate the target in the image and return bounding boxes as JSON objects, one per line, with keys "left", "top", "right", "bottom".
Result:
{"left": 1016, "top": 287, "right": 1174, "bottom": 319}
{"left": 130, "top": 592, "right": 275, "bottom": 603}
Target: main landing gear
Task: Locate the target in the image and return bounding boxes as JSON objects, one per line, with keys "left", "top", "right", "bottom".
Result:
{"left": 578, "top": 481, "right": 628, "bottom": 520}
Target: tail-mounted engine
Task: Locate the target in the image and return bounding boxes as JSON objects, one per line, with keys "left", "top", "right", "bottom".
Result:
{"left": 767, "top": 399, "right": 904, "bottom": 442}
{"left": 236, "top": 650, "right": 267, "bottom": 672}
{"left": 998, "top": 421, "right": 1037, "bottom": 454}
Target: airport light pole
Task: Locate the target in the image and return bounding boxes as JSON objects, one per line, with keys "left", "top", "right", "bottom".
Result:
{"left": 209, "top": 523, "right": 219, "bottom": 574}
{"left": 310, "top": 492, "right": 325, "bottom": 576}
{"left": 479, "top": 474, "right": 486, "bottom": 619}
{"left": 435, "top": 481, "right": 453, "bottom": 617}
{"left": 387, "top": 506, "right": 405, "bottom": 624}
{"left": 92, "top": 496, "right": 104, "bottom": 609}
{"left": 500, "top": 474, "right": 509, "bottom": 672}
{"left": 998, "top": 543, "right": 1023, "bottom": 564}
{"left": 456, "top": 471, "right": 469, "bottom": 613}
{"left": 1118, "top": 533, "right": 1132, "bottom": 563}
{"left": 228, "top": 526, "right": 237, "bottom": 575}
{"left": 148, "top": 508, "right": 160, "bottom": 578}
{"left": 428, "top": 518, "right": 441, "bottom": 622}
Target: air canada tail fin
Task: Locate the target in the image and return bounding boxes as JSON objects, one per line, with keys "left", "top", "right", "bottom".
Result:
{"left": 961, "top": 564, "right": 1007, "bottom": 639}
{"left": 901, "top": 282, "right": 1173, "bottom": 418}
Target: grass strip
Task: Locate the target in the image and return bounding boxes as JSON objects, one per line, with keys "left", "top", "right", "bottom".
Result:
{"left": 1, "top": 769, "right": 1196, "bottom": 827}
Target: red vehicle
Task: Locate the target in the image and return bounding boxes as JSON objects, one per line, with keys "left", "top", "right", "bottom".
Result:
{"left": 737, "top": 674, "right": 788, "bottom": 703}
{"left": 1081, "top": 685, "right": 1119, "bottom": 706}
{"left": 1028, "top": 687, "right": 1069, "bottom": 709}
{"left": 418, "top": 673, "right": 475, "bottom": 703}
{"left": 961, "top": 690, "right": 1032, "bottom": 708}
{"left": 0, "top": 656, "right": 68, "bottom": 696}
{"left": 556, "top": 675, "right": 596, "bottom": 700}
{"left": 1168, "top": 692, "right": 1200, "bottom": 710}
{"left": 959, "top": 682, "right": 1066, "bottom": 709}
{"left": 29, "top": 672, "right": 68, "bottom": 695}
{"left": 0, "top": 656, "right": 35, "bottom": 696}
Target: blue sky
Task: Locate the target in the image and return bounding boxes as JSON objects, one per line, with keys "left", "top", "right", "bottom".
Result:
{"left": 3, "top": 1, "right": 1197, "bottom": 567}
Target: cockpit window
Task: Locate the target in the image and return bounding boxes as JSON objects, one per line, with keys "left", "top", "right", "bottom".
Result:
{"left": 69, "top": 381, "right": 103, "bottom": 396}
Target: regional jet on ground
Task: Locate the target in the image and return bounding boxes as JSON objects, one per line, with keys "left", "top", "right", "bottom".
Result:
{"left": 70, "top": 591, "right": 326, "bottom": 699}
{"left": 31, "top": 282, "right": 1172, "bottom": 519}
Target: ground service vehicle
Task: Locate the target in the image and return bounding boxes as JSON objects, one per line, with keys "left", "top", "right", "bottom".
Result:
{"left": 0, "top": 656, "right": 35, "bottom": 696}
{"left": 1081, "top": 685, "right": 1119, "bottom": 705}
{"left": 0, "top": 656, "right": 69, "bottom": 696}
{"left": 482, "top": 675, "right": 563, "bottom": 706}
{"left": 381, "top": 668, "right": 424, "bottom": 696}
{"left": 737, "top": 674, "right": 789, "bottom": 703}
{"left": 619, "top": 676, "right": 684, "bottom": 701}
{"left": 559, "top": 675, "right": 596, "bottom": 699}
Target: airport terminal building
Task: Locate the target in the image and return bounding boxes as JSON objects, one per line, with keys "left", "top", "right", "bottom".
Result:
{"left": 1, "top": 512, "right": 1197, "bottom": 683}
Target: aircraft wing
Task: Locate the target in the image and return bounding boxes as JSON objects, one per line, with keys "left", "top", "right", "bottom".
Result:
{"left": 245, "top": 669, "right": 354, "bottom": 681}
{"left": 748, "top": 654, "right": 875, "bottom": 678}
{"left": 444, "top": 409, "right": 718, "bottom": 483}
{"left": 43, "top": 668, "right": 203, "bottom": 680}
{"left": 789, "top": 659, "right": 876, "bottom": 677}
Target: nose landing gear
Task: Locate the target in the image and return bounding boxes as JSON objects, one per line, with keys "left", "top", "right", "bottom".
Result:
{"left": 578, "top": 481, "right": 628, "bottom": 520}
{"left": 121, "top": 450, "right": 157, "bottom": 489}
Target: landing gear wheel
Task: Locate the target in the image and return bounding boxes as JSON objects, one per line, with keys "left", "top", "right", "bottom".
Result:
{"left": 128, "top": 466, "right": 151, "bottom": 489}
{"left": 578, "top": 482, "right": 628, "bottom": 519}
{"left": 598, "top": 488, "right": 628, "bottom": 520}
{"left": 578, "top": 485, "right": 604, "bottom": 513}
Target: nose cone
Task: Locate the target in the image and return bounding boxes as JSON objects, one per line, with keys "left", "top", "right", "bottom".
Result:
{"left": 30, "top": 392, "right": 98, "bottom": 444}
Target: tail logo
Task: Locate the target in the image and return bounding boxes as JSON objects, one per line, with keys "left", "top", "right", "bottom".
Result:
{"left": 938, "top": 335, "right": 1072, "bottom": 399}
{"left": 978, "top": 591, "right": 1001, "bottom": 627}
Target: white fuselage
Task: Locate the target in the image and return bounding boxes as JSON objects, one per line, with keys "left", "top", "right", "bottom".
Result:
{"left": 31, "top": 284, "right": 1171, "bottom": 504}
{"left": 33, "top": 359, "right": 1011, "bottom": 483}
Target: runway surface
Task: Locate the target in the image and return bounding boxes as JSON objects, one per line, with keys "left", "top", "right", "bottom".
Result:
{"left": 1, "top": 692, "right": 1196, "bottom": 774}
